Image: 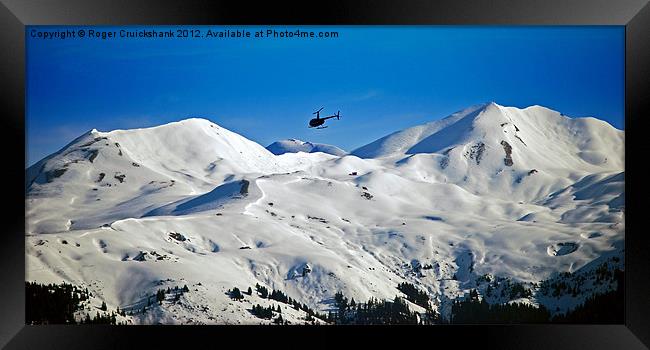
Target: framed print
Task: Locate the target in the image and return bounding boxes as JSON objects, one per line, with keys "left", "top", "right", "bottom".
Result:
{"left": 1, "top": 0, "right": 649, "bottom": 349}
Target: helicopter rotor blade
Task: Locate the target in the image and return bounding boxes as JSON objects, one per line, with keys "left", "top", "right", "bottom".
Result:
{"left": 313, "top": 107, "right": 324, "bottom": 114}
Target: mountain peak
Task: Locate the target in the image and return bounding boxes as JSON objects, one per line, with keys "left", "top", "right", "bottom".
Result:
{"left": 471, "top": 101, "right": 507, "bottom": 117}
{"left": 351, "top": 103, "right": 623, "bottom": 171}
{"left": 92, "top": 118, "right": 220, "bottom": 137}
{"left": 173, "top": 117, "right": 217, "bottom": 125}
{"left": 465, "top": 101, "right": 500, "bottom": 112}
{"left": 480, "top": 101, "right": 499, "bottom": 108}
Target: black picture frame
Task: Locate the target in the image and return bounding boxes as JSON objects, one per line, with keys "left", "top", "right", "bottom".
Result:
{"left": 2, "top": 0, "right": 649, "bottom": 348}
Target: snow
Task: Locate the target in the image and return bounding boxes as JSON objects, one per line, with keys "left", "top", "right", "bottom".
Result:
{"left": 267, "top": 139, "right": 347, "bottom": 156}
{"left": 26, "top": 103, "right": 624, "bottom": 324}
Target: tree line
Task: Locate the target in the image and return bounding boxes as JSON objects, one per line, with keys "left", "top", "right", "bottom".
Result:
{"left": 26, "top": 281, "right": 125, "bottom": 324}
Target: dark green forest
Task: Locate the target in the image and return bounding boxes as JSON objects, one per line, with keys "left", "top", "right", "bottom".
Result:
{"left": 450, "top": 270, "right": 624, "bottom": 324}
{"left": 26, "top": 270, "right": 623, "bottom": 325}
{"left": 25, "top": 281, "right": 119, "bottom": 324}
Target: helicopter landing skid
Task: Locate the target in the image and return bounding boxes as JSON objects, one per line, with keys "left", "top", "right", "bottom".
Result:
{"left": 315, "top": 126, "right": 328, "bottom": 129}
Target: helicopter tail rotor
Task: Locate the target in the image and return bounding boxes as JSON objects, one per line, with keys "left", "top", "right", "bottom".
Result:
{"left": 336, "top": 111, "right": 341, "bottom": 120}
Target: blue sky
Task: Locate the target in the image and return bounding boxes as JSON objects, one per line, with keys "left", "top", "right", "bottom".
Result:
{"left": 26, "top": 26, "right": 624, "bottom": 166}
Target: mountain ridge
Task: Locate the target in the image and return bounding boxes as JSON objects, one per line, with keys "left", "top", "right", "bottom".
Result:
{"left": 266, "top": 139, "right": 347, "bottom": 157}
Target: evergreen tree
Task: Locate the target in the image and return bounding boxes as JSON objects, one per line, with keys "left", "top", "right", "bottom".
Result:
{"left": 251, "top": 304, "right": 274, "bottom": 319}
{"left": 469, "top": 289, "right": 479, "bottom": 302}
{"left": 552, "top": 270, "right": 624, "bottom": 324}
{"left": 269, "top": 289, "right": 289, "bottom": 303}
{"left": 450, "top": 297, "right": 550, "bottom": 324}
{"left": 230, "top": 287, "right": 244, "bottom": 301}
{"left": 397, "top": 282, "right": 431, "bottom": 309}
{"left": 156, "top": 289, "right": 165, "bottom": 304}
{"left": 25, "top": 281, "right": 90, "bottom": 324}
{"left": 256, "top": 284, "right": 269, "bottom": 298}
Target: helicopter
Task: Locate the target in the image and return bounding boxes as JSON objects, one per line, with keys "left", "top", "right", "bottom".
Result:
{"left": 308, "top": 107, "right": 341, "bottom": 129}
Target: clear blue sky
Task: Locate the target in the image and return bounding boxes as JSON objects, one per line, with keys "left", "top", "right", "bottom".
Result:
{"left": 26, "top": 26, "right": 624, "bottom": 166}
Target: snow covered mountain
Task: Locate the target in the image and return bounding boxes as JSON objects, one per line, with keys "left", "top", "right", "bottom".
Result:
{"left": 267, "top": 139, "right": 347, "bottom": 157}
{"left": 354, "top": 102, "right": 623, "bottom": 203}
{"left": 26, "top": 103, "right": 624, "bottom": 325}
{"left": 353, "top": 102, "right": 623, "bottom": 166}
